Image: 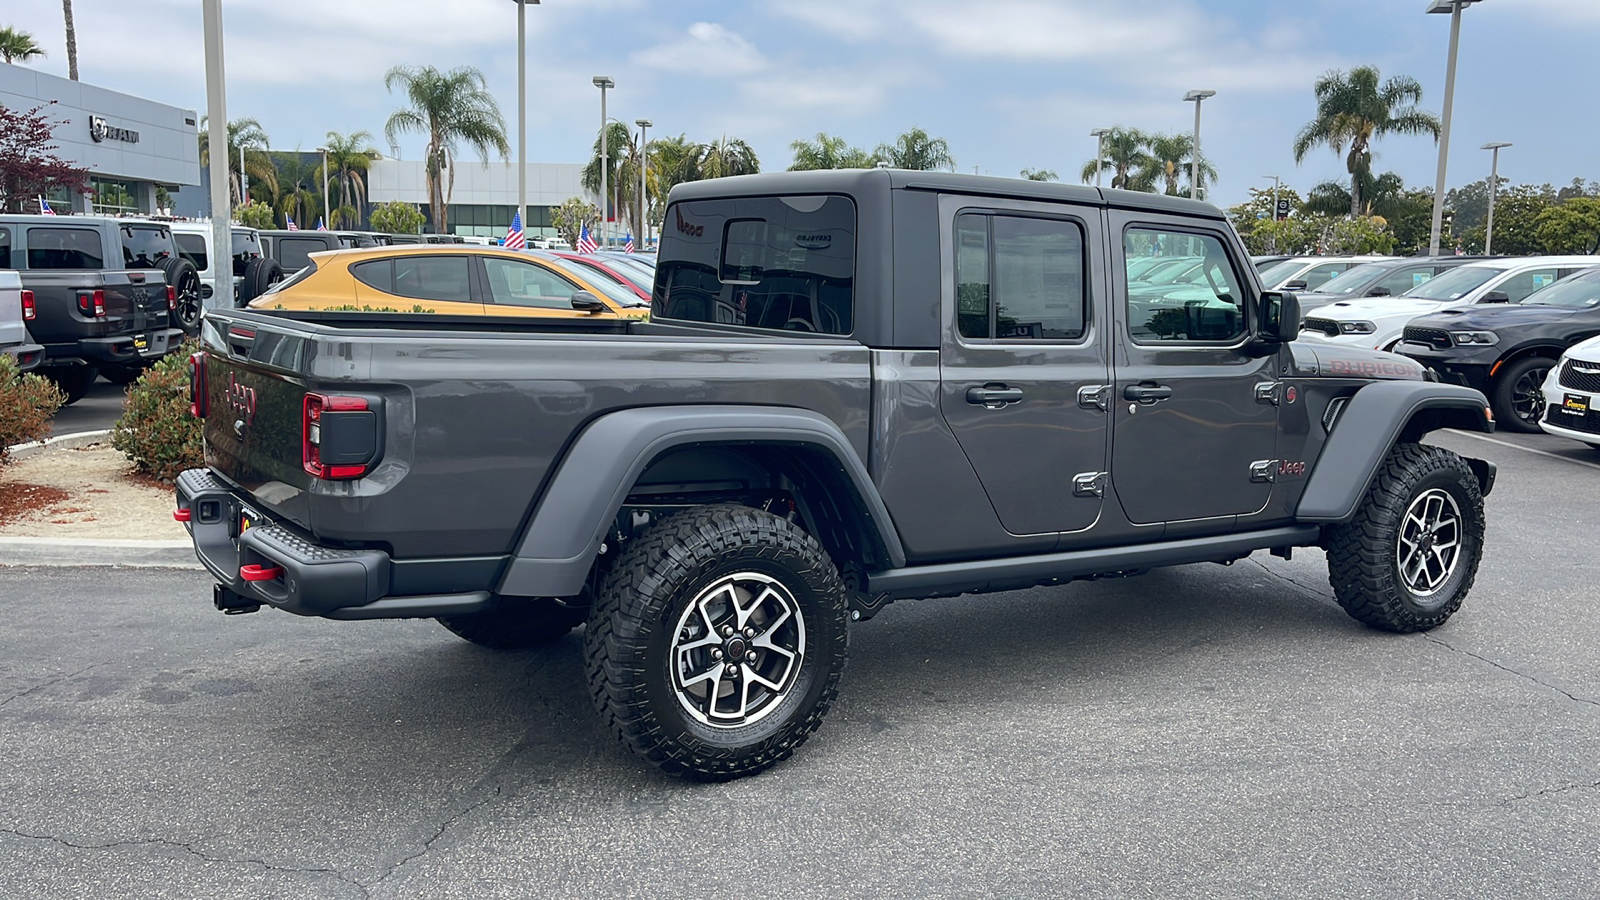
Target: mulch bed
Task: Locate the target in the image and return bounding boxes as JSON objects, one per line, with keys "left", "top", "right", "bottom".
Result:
{"left": 0, "top": 483, "right": 73, "bottom": 528}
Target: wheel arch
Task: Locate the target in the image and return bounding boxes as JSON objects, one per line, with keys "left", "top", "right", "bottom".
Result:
{"left": 496, "top": 405, "right": 906, "bottom": 599}
{"left": 1298, "top": 381, "right": 1495, "bottom": 524}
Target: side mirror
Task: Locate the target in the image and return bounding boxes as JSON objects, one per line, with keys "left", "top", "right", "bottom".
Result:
{"left": 1366, "top": 286, "right": 1391, "bottom": 297}
{"left": 570, "top": 291, "right": 607, "bottom": 314}
{"left": 1480, "top": 290, "right": 1512, "bottom": 304}
{"left": 1283, "top": 279, "right": 1308, "bottom": 291}
{"left": 1259, "top": 291, "right": 1301, "bottom": 343}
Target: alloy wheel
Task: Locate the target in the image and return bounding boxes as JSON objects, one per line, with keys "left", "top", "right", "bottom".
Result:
{"left": 1396, "top": 488, "right": 1463, "bottom": 597}
{"left": 669, "top": 571, "right": 806, "bottom": 727}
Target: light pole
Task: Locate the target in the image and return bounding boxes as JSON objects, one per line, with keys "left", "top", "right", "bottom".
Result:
{"left": 1264, "top": 175, "right": 1282, "bottom": 253}
{"left": 317, "top": 146, "right": 329, "bottom": 229}
{"left": 1090, "top": 127, "right": 1110, "bottom": 188}
{"left": 201, "top": 0, "right": 230, "bottom": 308}
{"left": 592, "top": 76, "right": 614, "bottom": 247}
{"left": 635, "top": 118, "right": 651, "bottom": 247}
{"left": 238, "top": 144, "right": 247, "bottom": 206}
{"left": 1426, "top": 0, "right": 1484, "bottom": 257}
{"left": 1481, "top": 141, "right": 1511, "bottom": 255}
{"left": 1183, "top": 90, "right": 1216, "bottom": 200}
{"left": 507, "top": 0, "right": 541, "bottom": 242}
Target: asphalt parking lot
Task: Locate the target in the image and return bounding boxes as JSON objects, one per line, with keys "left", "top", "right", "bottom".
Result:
{"left": 1, "top": 429, "right": 1597, "bottom": 898}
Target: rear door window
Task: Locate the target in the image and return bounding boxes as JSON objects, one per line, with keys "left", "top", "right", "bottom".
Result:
{"left": 175, "top": 233, "right": 208, "bottom": 272}
{"left": 391, "top": 255, "right": 471, "bottom": 303}
{"left": 26, "top": 227, "right": 103, "bottom": 269}
{"left": 955, "top": 213, "right": 1087, "bottom": 341}
{"left": 121, "top": 225, "right": 173, "bottom": 268}
{"left": 655, "top": 194, "right": 855, "bottom": 334}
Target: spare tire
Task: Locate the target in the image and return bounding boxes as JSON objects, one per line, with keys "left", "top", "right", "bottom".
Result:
{"left": 237, "top": 257, "right": 284, "bottom": 307}
{"left": 162, "top": 257, "right": 203, "bottom": 335}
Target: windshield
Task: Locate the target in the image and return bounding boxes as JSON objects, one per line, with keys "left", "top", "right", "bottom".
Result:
{"left": 542, "top": 255, "right": 648, "bottom": 307}
{"left": 1256, "top": 259, "right": 1305, "bottom": 286}
{"left": 1522, "top": 271, "right": 1600, "bottom": 308}
{"left": 1316, "top": 263, "right": 1389, "bottom": 295}
{"left": 1400, "top": 265, "right": 1507, "bottom": 301}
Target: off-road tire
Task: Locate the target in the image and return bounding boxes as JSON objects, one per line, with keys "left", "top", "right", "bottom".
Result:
{"left": 585, "top": 505, "right": 849, "bottom": 781}
{"left": 1491, "top": 356, "right": 1553, "bottom": 434}
{"left": 41, "top": 366, "right": 99, "bottom": 404}
{"left": 163, "top": 257, "right": 203, "bottom": 335}
{"left": 437, "top": 597, "right": 588, "bottom": 649}
{"left": 237, "top": 257, "right": 283, "bottom": 307}
{"left": 1326, "top": 443, "right": 1485, "bottom": 633}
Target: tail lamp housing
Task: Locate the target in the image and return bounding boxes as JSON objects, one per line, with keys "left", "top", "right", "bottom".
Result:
{"left": 188, "top": 352, "right": 208, "bottom": 418}
{"left": 303, "top": 393, "right": 380, "bottom": 480}
{"left": 20, "top": 290, "right": 35, "bottom": 321}
{"left": 166, "top": 285, "right": 177, "bottom": 311}
{"left": 77, "top": 289, "right": 106, "bottom": 318}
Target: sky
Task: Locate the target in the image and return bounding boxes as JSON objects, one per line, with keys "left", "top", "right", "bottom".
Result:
{"left": 7, "top": 0, "right": 1598, "bottom": 206}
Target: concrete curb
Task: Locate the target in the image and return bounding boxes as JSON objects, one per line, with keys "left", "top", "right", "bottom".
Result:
{"left": 8, "top": 429, "right": 113, "bottom": 460}
{"left": 0, "top": 536, "right": 202, "bottom": 569}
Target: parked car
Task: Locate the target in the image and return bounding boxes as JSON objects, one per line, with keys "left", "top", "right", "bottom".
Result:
{"left": 177, "top": 169, "right": 1496, "bottom": 780}
{"left": 1251, "top": 254, "right": 1294, "bottom": 270}
{"left": 259, "top": 230, "right": 379, "bottom": 275}
{"left": 1302, "top": 256, "right": 1600, "bottom": 352}
{"left": 1256, "top": 255, "right": 1396, "bottom": 293}
{"left": 1397, "top": 267, "right": 1600, "bottom": 431}
{"left": 1538, "top": 334, "right": 1600, "bottom": 449}
{"left": 0, "top": 269, "right": 45, "bottom": 372}
{"left": 169, "top": 222, "right": 283, "bottom": 318}
{"left": 1296, "top": 256, "right": 1494, "bottom": 308}
{"left": 386, "top": 233, "right": 465, "bottom": 245}
{"left": 248, "top": 245, "right": 649, "bottom": 320}
{"left": 0, "top": 214, "right": 184, "bottom": 400}
{"left": 541, "top": 250, "right": 652, "bottom": 301}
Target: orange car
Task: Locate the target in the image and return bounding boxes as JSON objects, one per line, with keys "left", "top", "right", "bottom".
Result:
{"left": 249, "top": 245, "right": 650, "bottom": 319}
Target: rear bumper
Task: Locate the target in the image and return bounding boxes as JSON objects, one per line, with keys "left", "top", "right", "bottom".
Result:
{"left": 2, "top": 341, "right": 45, "bottom": 372}
{"left": 175, "top": 468, "right": 494, "bottom": 619}
{"left": 44, "top": 328, "right": 184, "bottom": 366}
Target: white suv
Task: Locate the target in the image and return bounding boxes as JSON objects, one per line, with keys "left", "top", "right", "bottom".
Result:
{"left": 1256, "top": 255, "right": 1396, "bottom": 293}
{"left": 1540, "top": 335, "right": 1600, "bottom": 449}
{"left": 1301, "top": 256, "right": 1600, "bottom": 351}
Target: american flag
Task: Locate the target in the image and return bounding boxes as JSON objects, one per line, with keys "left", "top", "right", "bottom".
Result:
{"left": 623, "top": 233, "right": 635, "bottom": 254}
{"left": 504, "top": 210, "right": 526, "bottom": 250}
{"left": 575, "top": 223, "right": 598, "bottom": 254}
{"left": 286, "top": 215, "right": 299, "bottom": 231}
{"left": 316, "top": 217, "right": 328, "bottom": 232}
{"left": 37, "top": 197, "right": 56, "bottom": 216}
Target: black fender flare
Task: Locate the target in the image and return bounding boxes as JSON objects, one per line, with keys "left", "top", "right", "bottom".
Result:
{"left": 1297, "top": 381, "right": 1495, "bottom": 524}
{"left": 496, "top": 405, "right": 907, "bottom": 598}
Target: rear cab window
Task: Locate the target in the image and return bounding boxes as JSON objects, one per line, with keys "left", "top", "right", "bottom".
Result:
{"left": 26, "top": 227, "right": 104, "bottom": 269}
{"left": 175, "top": 233, "right": 208, "bottom": 272}
{"left": 121, "top": 225, "right": 173, "bottom": 269}
{"left": 654, "top": 195, "right": 855, "bottom": 335}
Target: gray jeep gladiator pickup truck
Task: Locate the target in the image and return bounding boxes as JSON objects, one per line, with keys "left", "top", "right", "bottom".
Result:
{"left": 175, "top": 170, "right": 1497, "bottom": 780}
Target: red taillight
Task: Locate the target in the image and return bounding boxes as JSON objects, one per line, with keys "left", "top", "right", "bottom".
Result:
{"left": 173, "top": 508, "right": 192, "bottom": 522}
{"left": 188, "top": 352, "right": 208, "bottom": 418}
{"left": 303, "top": 393, "right": 371, "bottom": 479}
{"left": 166, "top": 285, "right": 177, "bottom": 311}
{"left": 240, "top": 564, "right": 283, "bottom": 582}
{"left": 77, "top": 289, "right": 106, "bottom": 318}
{"left": 20, "top": 290, "right": 35, "bottom": 321}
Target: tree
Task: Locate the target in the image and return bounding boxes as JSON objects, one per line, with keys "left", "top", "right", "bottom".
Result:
{"left": 1080, "top": 127, "right": 1153, "bottom": 190}
{"left": 1292, "top": 66, "right": 1440, "bottom": 217}
{"left": 272, "top": 152, "right": 324, "bottom": 230}
{"left": 1535, "top": 199, "right": 1600, "bottom": 255}
{"left": 322, "top": 130, "right": 377, "bottom": 229}
{"left": 0, "top": 26, "right": 45, "bottom": 64}
{"left": 369, "top": 200, "right": 425, "bottom": 235}
{"left": 874, "top": 127, "right": 954, "bottom": 171}
{"left": 1453, "top": 184, "right": 1554, "bottom": 255}
{"left": 1319, "top": 216, "right": 1395, "bottom": 255}
{"left": 1142, "top": 132, "right": 1215, "bottom": 197}
{"left": 0, "top": 103, "right": 90, "bottom": 214}
{"left": 61, "top": 1, "right": 78, "bottom": 80}
{"left": 583, "top": 121, "right": 645, "bottom": 241}
{"left": 551, "top": 196, "right": 600, "bottom": 249}
{"left": 197, "top": 117, "right": 278, "bottom": 209}
{"left": 790, "top": 133, "right": 876, "bottom": 171}
{"left": 1020, "top": 168, "right": 1058, "bottom": 182}
{"left": 383, "top": 64, "right": 509, "bottom": 234}
{"left": 696, "top": 136, "right": 760, "bottom": 179}
{"left": 234, "top": 201, "right": 275, "bottom": 230}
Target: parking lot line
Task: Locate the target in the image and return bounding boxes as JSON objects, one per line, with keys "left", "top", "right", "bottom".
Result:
{"left": 1446, "top": 429, "right": 1600, "bottom": 472}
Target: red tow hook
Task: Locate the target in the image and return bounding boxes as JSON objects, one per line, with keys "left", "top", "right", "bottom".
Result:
{"left": 240, "top": 564, "right": 284, "bottom": 582}
{"left": 173, "top": 508, "right": 192, "bottom": 522}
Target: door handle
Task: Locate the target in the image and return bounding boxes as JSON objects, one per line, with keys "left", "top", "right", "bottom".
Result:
{"left": 1123, "top": 383, "right": 1173, "bottom": 404}
{"left": 966, "top": 386, "right": 1024, "bottom": 406}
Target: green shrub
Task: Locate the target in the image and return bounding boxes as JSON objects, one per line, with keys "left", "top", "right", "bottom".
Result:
{"left": 0, "top": 354, "right": 66, "bottom": 465}
{"left": 111, "top": 345, "right": 202, "bottom": 483}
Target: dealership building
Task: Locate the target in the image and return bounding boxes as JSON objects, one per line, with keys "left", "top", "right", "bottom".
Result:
{"left": 1, "top": 61, "right": 200, "bottom": 214}
{"left": 367, "top": 158, "right": 586, "bottom": 239}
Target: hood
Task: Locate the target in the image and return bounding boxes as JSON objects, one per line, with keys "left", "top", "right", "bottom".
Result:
{"left": 1291, "top": 341, "right": 1427, "bottom": 381}
{"left": 1408, "top": 304, "right": 1578, "bottom": 330}
{"left": 1304, "top": 297, "right": 1445, "bottom": 321}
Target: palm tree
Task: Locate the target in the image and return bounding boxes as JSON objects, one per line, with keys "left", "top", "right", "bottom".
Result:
{"left": 383, "top": 64, "right": 509, "bottom": 233}
{"left": 1142, "top": 133, "right": 1217, "bottom": 198}
{"left": 273, "top": 152, "right": 323, "bottom": 230}
{"left": 1020, "top": 168, "right": 1058, "bottom": 182}
{"left": 61, "top": 2, "right": 77, "bottom": 79}
{"left": 197, "top": 117, "right": 278, "bottom": 208}
{"left": 696, "top": 137, "right": 760, "bottom": 179}
{"left": 322, "top": 130, "right": 377, "bottom": 229}
{"left": 1292, "top": 65, "right": 1441, "bottom": 218}
{"left": 0, "top": 26, "right": 46, "bottom": 65}
{"left": 789, "top": 133, "right": 876, "bottom": 171}
{"left": 583, "top": 121, "right": 648, "bottom": 242}
{"left": 1305, "top": 170, "right": 1407, "bottom": 219}
{"left": 1080, "top": 128, "right": 1154, "bottom": 190}
{"left": 874, "top": 127, "right": 954, "bottom": 171}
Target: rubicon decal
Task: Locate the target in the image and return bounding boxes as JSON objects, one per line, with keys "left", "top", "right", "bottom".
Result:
{"left": 1328, "top": 358, "right": 1424, "bottom": 378}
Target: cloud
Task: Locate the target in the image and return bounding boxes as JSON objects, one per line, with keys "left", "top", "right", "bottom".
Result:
{"left": 632, "top": 23, "right": 768, "bottom": 76}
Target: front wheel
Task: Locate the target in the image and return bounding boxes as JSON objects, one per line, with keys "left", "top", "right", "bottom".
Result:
{"left": 1325, "top": 443, "right": 1486, "bottom": 633}
{"left": 585, "top": 505, "right": 849, "bottom": 780}
{"left": 1491, "top": 356, "right": 1553, "bottom": 434}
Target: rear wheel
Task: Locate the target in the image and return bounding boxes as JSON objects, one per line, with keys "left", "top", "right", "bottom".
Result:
{"left": 1491, "top": 356, "right": 1553, "bottom": 434}
{"left": 437, "top": 596, "right": 587, "bottom": 649}
{"left": 41, "top": 366, "right": 98, "bottom": 405}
